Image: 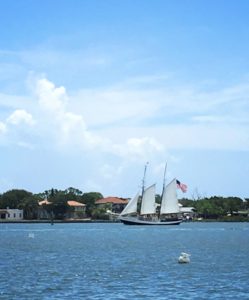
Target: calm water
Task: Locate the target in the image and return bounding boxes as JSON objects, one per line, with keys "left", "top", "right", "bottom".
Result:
{"left": 0, "top": 222, "right": 248, "bottom": 300}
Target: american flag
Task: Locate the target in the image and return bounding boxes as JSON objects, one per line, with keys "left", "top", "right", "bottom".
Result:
{"left": 176, "top": 179, "right": 187, "bottom": 193}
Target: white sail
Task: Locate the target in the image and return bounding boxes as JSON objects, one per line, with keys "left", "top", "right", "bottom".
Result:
{"left": 140, "top": 184, "right": 156, "bottom": 215}
{"left": 160, "top": 178, "right": 180, "bottom": 214}
{"left": 120, "top": 192, "right": 139, "bottom": 216}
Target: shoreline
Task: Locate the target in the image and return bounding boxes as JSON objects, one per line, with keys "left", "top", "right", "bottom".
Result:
{"left": 0, "top": 219, "right": 248, "bottom": 224}
{"left": 0, "top": 219, "right": 119, "bottom": 224}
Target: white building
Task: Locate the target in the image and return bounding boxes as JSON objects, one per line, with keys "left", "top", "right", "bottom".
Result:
{"left": 0, "top": 208, "right": 23, "bottom": 220}
{"left": 179, "top": 203, "right": 195, "bottom": 219}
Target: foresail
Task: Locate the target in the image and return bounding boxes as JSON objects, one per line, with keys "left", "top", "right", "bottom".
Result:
{"left": 160, "top": 178, "right": 180, "bottom": 214}
{"left": 120, "top": 192, "right": 139, "bottom": 216}
{"left": 140, "top": 184, "right": 157, "bottom": 215}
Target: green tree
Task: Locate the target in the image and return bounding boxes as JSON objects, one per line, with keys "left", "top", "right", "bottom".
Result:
{"left": 38, "top": 187, "right": 85, "bottom": 220}
{"left": 65, "top": 187, "right": 83, "bottom": 197}
{"left": 244, "top": 198, "right": 249, "bottom": 209}
{"left": 0, "top": 189, "right": 32, "bottom": 209}
{"left": 91, "top": 205, "right": 110, "bottom": 220}
{"left": 192, "top": 196, "right": 245, "bottom": 219}
{"left": 81, "top": 192, "right": 103, "bottom": 217}
{"left": 19, "top": 195, "right": 40, "bottom": 219}
{"left": 49, "top": 191, "right": 68, "bottom": 219}
{"left": 179, "top": 198, "right": 195, "bottom": 207}
{"left": 225, "top": 197, "right": 243, "bottom": 214}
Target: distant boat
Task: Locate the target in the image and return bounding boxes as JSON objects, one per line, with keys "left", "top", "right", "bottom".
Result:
{"left": 118, "top": 164, "right": 183, "bottom": 225}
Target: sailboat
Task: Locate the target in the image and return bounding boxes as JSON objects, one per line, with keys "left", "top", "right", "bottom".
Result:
{"left": 118, "top": 164, "right": 183, "bottom": 225}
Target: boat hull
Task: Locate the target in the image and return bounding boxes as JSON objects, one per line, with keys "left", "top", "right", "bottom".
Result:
{"left": 119, "top": 216, "right": 182, "bottom": 225}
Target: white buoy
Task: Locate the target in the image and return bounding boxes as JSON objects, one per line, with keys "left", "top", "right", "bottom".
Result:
{"left": 178, "top": 252, "right": 190, "bottom": 263}
{"left": 28, "top": 233, "right": 35, "bottom": 238}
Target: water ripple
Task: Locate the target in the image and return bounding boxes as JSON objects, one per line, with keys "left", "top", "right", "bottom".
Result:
{"left": 0, "top": 222, "right": 248, "bottom": 299}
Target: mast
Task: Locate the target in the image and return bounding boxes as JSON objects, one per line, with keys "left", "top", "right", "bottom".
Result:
{"left": 140, "top": 162, "right": 157, "bottom": 216}
{"left": 141, "top": 162, "right": 149, "bottom": 197}
{"left": 139, "top": 162, "right": 148, "bottom": 215}
{"left": 161, "top": 163, "right": 167, "bottom": 198}
{"left": 159, "top": 162, "right": 167, "bottom": 217}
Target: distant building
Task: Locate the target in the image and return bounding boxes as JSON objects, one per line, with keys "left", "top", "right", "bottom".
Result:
{"left": 37, "top": 199, "right": 86, "bottom": 220}
{"left": 66, "top": 201, "right": 86, "bottom": 219}
{"left": 95, "top": 197, "right": 128, "bottom": 214}
{"left": 232, "top": 210, "right": 249, "bottom": 217}
{"left": 37, "top": 199, "right": 52, "bottom": 219}
{"left": 38, "top": 199, "right": 52, "bottom": 206}
{"left": 179, "top": 203, "right": 196, "bottom": 220}
{"left": 0, "top": 208, "right": 23, "bottom": 220}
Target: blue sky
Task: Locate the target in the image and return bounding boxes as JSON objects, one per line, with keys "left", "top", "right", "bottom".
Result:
{"left": 0, "top": 0, "right": 249, "bottom": 199}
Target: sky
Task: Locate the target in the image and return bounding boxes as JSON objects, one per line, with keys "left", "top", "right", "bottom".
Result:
{"left": 0, "top": 0, "right": 249, "bottom": 199}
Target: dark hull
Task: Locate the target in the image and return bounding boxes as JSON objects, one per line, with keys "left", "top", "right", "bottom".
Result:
{"left": 119, "top": 216, "right": 182, "bottom": 225}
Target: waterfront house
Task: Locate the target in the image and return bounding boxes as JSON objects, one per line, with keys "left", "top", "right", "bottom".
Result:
{"left": 0, "top": 208, "right": 23, "bottom": 220}
{"left": 232, "top": 210, "right": 249, "bottom": 217}
{"left": 38, "top": 199, "right": 86, "bottom": 220}
{"left": 37, "top": 199, "right": 52, "bottom": 219}
{"left": 66, "top": 201, "right": 86, "bottom": 219}
{"left": 179, "top": 203, "right": 196, "bottom": 220}
{"left": 95, "top": 197, "right": 129, "bottom": 214}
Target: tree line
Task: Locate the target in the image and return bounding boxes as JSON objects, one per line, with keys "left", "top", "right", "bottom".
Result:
{"left": 0, "top": 187, "right": 103, "bottom": 220}
{"left": 179, "top": 196, "right": 249, "bottom": 220}
{"left": 0, "top": 187, "right": 248, "bottom": 220}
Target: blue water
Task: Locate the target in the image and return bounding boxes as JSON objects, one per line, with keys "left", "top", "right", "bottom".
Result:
{"left": 0, "top": 222, "right": 248, "bottom": 300}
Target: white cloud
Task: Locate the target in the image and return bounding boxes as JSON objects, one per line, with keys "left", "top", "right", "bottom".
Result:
{"left": 2, "top": 74, "right": 249, "bottom": 162}
{"left": 0, "top": 122, "right": 7, "bottom": 134}
{"left": 151, "top": 124, "right": 249, "bottom": 151}
{"left": 16, "top": 141, "right": 35, "bottom": 150}
{"left": 34, "top": 77, "right": 165, "bottom": 160}
{"left": 113, "top": 137, "right": 164, "bottom": 161}
{"left": 71, "top": 78, "right": 249, "bottom": 136}
{"left": 33, "top": 76, "right": 249, "bottom": 156}
{"left": 34, "top": 77, "right": 111, "bottom": 150}
{"left": 1, "top": 73, "right": 249, "bottom": 198}
{"left": 7, "top": 109, "right": 35, "bottom": 126}
{"left": 192, "top": 114, "right": 249, "bottom": 124}
{"left": 72, "top": 88, "right": 159, "bottom": 128}
{"left": 0, "top": 94, "right": 32, "bottom": 111}
{"left": 36, "top": 78, "right": 68, "bottom": 113}
{"left": 100, "top": 164, "right": 122, "bottom": 180}
{"left": 192, "top": 115, "right": 224, "bottom": 123}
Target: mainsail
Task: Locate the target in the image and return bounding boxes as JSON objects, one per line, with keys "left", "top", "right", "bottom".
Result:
{"left": 140, "top": 184, "right": 157, "bottom": 215}
{"left": 160, "top": 178, "right": 180, "bottom": 214}
{"left": 120, "top": 192, "right": 139, "bottom": 216}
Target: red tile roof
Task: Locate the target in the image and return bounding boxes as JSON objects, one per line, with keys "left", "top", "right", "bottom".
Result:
{"left": 38, "top": 199, "right": 52, "bottom": 206}
{"left": 67, "top": 201, "right": 86, "bottom": 207}
{"left": 95, "top": 197, "right": 128, "bottom": 204}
